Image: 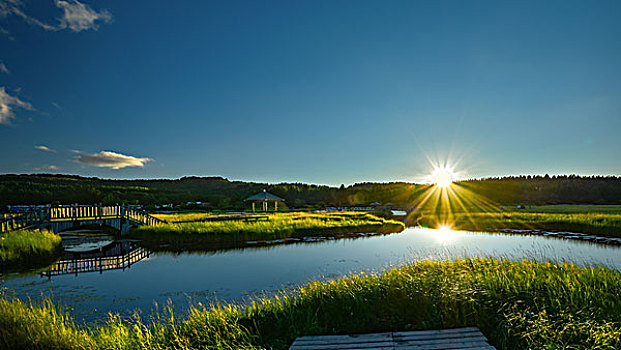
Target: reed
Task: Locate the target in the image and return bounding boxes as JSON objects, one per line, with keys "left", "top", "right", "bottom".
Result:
{"left": 419, "top": 212, "right": 621, "bottom": 237}
{"left": 0, "top": 229, "right": 62, "bottom": 271}
{"left": 1, "top": 258, "right": 620, "bottom": 349}
{"left": 129, "top": 212, "right": 405, "bottom": 247}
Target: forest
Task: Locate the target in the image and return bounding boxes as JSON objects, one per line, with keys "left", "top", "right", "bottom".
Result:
{"left": 0, "top": 174, "right": 620, "bottom": 211}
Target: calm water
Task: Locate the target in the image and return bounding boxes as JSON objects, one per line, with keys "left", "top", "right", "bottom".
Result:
{"left": 2, "top": 227, "right": 621, "bottom": 322}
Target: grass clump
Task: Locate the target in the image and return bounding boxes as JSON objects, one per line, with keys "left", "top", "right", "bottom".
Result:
{"left": 128, "top": 212, "right": 405, "bottom": 250}
{"left": 419, "top": 211, "right": 621, "bottom": 237}
{"left": 0, "top": 229, "right": 62, "bottom": 272}
{"left": 1, "top": 258, "right": 620, "bottom": 349}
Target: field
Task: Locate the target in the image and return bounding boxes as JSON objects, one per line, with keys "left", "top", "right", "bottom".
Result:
{"left": 417, "top": 205, "right": 621, "bottom": 237}
{"left": 1, "top": 258, "right": 620, "bottom": 349}
{"left": 0, "top": 229, "right": 62, "bottom": 272}
{"left": 129, "top": 211, "right": 405, "bottom": 251}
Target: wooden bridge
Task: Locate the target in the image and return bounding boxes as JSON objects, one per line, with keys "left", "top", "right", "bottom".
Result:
{"left": 1, "top": 204, "right": 165, "bottom": 235}
{"left": 41, "top": 240, "right": 150, "bottom": 278}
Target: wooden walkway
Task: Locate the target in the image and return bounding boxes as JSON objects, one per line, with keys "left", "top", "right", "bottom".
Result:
{"left": 1, "top": 204, "right": 165, "bottom": 234}
{"left": 289, "top": 327, "right": 496, "bottom": 350}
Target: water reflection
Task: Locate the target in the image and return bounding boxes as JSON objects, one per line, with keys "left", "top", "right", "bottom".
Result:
{"left": 42, "top": 240, "right": 150, "bottom": 279}
{"left": 2, "top": 227, "right": 621, "bottom": 323}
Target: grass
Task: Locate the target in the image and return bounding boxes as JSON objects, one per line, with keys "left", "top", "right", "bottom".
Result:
{"left": 128, "top": 212, "right": 405, "bottom": 251}
{"left": 413, "top": 204, "right": 621, "bottom": 237}
{"left": 418, "top": 211, "right": 621, "bottom": 237}
{"left": 519, "top": 204, "right": 621, "bottom": 214}
{"left": 0, "top": 229, "right": 62, "bottom": 272}
{"left": 1, "top": 258, "right": 620, "bottom": 349}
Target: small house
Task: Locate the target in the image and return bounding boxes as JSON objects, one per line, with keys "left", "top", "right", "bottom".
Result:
{"left": 244, "top": 189, "right": 285, "bottom": 212}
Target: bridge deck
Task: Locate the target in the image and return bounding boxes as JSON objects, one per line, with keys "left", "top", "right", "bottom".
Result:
{"left": 1, "top": 204, "right": 165, "bottom": 233}
{"left": 289, "top": 327, "right": 496, "bottom": 350}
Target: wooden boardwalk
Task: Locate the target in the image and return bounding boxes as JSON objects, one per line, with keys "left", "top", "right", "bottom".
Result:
{"left": 289, "top": 327, "right": 496, "bottom": 350}
{"left": 1, "top": 204, "right": 165, "bottom": 234}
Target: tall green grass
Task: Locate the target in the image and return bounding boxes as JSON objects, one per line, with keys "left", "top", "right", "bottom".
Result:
{"left": 520, "top": 204, "right": 621, "bottom": 214}
{"left": 419, "top": 212, "right": 621, "bottom": 237}
{"left": 129, "top": 212, "right": 405, "bottom": 250}
{"left": 1, "top": 258, "right": 620, "bottom": 349}
{"left": 0, "top": 229, "right": 62, "bottom": 272}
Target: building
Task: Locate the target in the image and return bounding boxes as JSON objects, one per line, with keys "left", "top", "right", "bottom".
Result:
{"left": 244, "top": 189, "right": 285, "bottom": 212}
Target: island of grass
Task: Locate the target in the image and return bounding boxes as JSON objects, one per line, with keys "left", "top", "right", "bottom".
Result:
{"left": 417, "top": 205, "right": 621, "bottom": 238}
{"left": 2, "top": 258, "right": 620, "bottom": 349}
{"left": 0, "top": 229, "right": 62, "bottom": 272}
{"left": 128, "top": 211, "right": 405, "bottom": 251}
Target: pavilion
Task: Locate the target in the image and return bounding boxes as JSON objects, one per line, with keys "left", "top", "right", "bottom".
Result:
{"left": 244, "top": 189, "right": 285, "bottom": 212}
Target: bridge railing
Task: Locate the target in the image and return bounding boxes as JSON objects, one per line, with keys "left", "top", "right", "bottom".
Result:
{"left": 1, "top": 209, "right": 48, "bottom": 233}
{"left": 2, "top": 204, "right": 165, "bottom": 233}
{"left": 126, "top": 208, "right": 167, "bottom": 226}
{"left": 49, "top": 205, "right": 123, "bottom": 221}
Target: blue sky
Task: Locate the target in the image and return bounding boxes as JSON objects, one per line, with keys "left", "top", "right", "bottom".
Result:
{"left": 1, "top": 0, "right": 620, "bottom": 186}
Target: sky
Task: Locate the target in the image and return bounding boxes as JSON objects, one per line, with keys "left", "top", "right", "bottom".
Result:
{"left": 0, "top": 0, "right": 620, "bottom": 186}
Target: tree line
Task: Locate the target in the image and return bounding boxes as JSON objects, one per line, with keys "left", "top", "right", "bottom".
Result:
{"left": 0, "top": 174, "right": 619, "bottom": 211}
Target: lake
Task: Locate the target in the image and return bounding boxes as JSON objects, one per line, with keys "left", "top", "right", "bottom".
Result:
{"left": 2, "top": 227, "right": 621, "bottom": 323}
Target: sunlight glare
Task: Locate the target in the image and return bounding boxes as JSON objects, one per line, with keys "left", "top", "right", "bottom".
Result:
{"left": 434, "top": 225, "right": 457, "bottom": 243}
{"left": 432, "top": 167, "right": 454, "bottom": 188}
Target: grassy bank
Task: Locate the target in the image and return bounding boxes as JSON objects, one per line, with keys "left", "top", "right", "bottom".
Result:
{"left": 128, "top": 212, "right": 405, "bottom": 250}
{"left": 418, "top": 211, "right": 621, "bottom": 237}
{"left": 0, "top": 229, "right": 62, "bottom": 272}
{"left": 1, "top": 258, "right": 620, "bottom": 349}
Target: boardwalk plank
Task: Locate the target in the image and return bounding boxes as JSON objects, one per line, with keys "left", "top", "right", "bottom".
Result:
{"left": 394, "top": 331, "right": 487, "bottom": 342}
{"left": 295, "top": 333, "right": 392, "bottom": 343}
{"left": 289, "top": 327, "right": 496, "bottom": 350}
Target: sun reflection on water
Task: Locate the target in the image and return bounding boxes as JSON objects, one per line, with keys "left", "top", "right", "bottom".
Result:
{"left": 433, "top": 225, "right": 457, "bottom": 243}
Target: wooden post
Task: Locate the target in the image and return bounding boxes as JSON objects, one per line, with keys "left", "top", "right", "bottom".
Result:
{"left": 275, "top": 201, "right": 278, "bottom": 211}
{"left": 252, "top": 202, "right": 255, "bottom": 212}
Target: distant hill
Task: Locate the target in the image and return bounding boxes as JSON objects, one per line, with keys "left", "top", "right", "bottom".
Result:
{"left": 0, "top": 174, "right": 620, "bottom": 210}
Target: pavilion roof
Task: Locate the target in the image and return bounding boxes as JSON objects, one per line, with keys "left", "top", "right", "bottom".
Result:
{"left": 244, "top": 190, "right": 284, "bottom": 202}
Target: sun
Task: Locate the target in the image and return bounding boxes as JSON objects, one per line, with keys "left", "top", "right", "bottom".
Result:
{"left": 432, "top": 167, "right": 454, "bottom": 188}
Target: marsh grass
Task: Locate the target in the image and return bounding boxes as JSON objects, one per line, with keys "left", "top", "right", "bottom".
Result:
{"left": 419, "top": 212, "right": 621, "bottom": 237}
{"left": 0, "top": 229, "right": 62, "bottom": 271}
{"left": 129, "top": 212, "right": 405, "bottom": 249}
{"left": 1, "top": 258, "right": 620, "bottom": 349}
{"left": 520, "top": 204, "right": 621, "bottom": 214}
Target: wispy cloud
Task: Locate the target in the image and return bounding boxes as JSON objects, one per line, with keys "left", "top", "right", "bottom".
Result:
{"left": 55, "top": 0, "right": 112, "bottom": 32}
{"left": 35, "top": 164, "right": 59, "bottom": 171}
{"left": 0, "top": 0, "right": 112, "bottom": 33}
{"left": 0, "top": 26, "right": 10, "bottom": 36}
{"left": 1, "top": 0, "right": 56, "bottom": 30}
{"left": 75, "top": 150, "right": 153, "bottom": 169}
{"left": 0, "top": 62, "right": 8, "bottom": 74}
{"left": 0, "top": 86, "right": 34, "bottom": 124}
{"left": 35, "top": 145, "right": 56, "bottom": 152}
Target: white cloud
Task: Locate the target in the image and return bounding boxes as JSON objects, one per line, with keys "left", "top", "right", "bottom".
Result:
{"left": 0, "top": 0, "right": 112, "bottom": 32}
{"left": 0, "top": 86, "right": 33, "bottom": 124}
{"left": 55, "top": 0, "right": 112, "bottom": 32}
{"left": 0, "top": 62, "right": 8, "bottom": 74}
{"left": 35, "top": 145, "right": 56, "bottom": 152}
{"left": 75, "top": 150, "right": 153, "bottom": 169}
{"left": 35, "top": 164, "right": 59, "bottom": 171}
